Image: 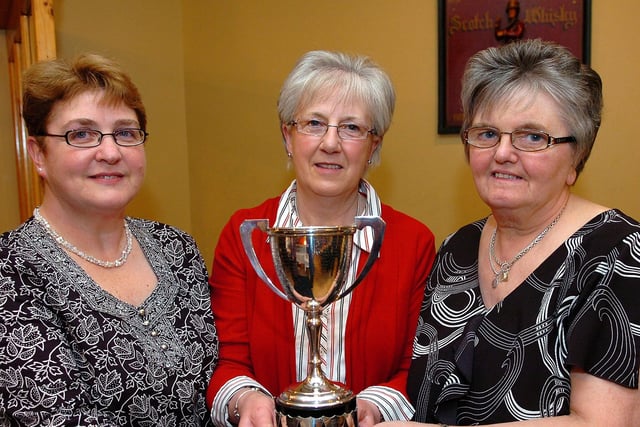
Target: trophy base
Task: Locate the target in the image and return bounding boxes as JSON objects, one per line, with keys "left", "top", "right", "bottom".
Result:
{"left": 276, "top": 397, "right": 357, "bottom": 427}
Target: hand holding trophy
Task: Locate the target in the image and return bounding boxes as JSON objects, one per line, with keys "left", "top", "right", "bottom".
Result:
{"left": 240, "top": 216, "right": 386, "bottom": 426}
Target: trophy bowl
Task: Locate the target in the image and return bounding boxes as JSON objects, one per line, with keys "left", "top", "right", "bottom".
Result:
{"left": 240, "top": 216, "right": 386, "bottom": 427}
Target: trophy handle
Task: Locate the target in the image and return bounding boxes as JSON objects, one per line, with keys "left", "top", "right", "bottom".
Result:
{"left": 239, "top": 219, "right": 290, "bottom": 302}
{"left": 339, "top": 215, "right": 386, "bottom": 298}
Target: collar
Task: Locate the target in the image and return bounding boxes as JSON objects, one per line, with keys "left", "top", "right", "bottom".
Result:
{"left": 275, "top": 179, "right": 382, "bottom": 253}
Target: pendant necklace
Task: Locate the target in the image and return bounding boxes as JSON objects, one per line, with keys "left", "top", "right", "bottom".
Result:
{"left": 488, "top": 202, "right": 567, "bottom": 288}
{"left": 33, "top": 207, "right": 132, "bottom": 268}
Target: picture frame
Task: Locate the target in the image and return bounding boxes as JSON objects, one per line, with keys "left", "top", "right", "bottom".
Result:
{"left": 438, "top": 0, "right": 592, "bottom": 134}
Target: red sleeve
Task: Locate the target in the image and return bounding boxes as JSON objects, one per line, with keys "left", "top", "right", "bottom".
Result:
{"left": 205, "top": 198, "right": 293, "bottom": 407}
{"left": 205, "top": 211, "right": 251, "bottom": 408}
{"left": 345, "top": 205, "right": 436, "bottom": 398}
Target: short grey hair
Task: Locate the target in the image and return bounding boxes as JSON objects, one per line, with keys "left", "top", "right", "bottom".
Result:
{"left": 277, "top": 50, "right": 395, "bottom": 166}
{"left": 460, "top": 38, "right": 602, "bottom": 178}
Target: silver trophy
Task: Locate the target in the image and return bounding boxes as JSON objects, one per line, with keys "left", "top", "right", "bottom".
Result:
{"left": 240, "top": 216, "right": 386, "bottom": 427}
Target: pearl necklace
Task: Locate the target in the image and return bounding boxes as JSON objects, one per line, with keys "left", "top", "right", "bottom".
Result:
{"left": 489, "top": 203, "right": 567, "bottom": 288}
{"left": 33, "top": 207, "right": 133, "bottom": 268}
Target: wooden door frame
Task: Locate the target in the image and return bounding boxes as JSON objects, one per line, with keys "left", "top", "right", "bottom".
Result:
{"left": 5, "top": 0, "right": 56, "bottom": 220}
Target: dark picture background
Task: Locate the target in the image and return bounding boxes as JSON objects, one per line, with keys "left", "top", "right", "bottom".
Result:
{"left": 438, "top": 0, "right": 591, "bottom": 134}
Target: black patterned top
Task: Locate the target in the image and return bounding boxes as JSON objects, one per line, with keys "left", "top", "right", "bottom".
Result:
{"left": 408, "top": 209, "right": 640, "bottom": 425}
{"left": 0, "top": 217, "right": 218, "bottom": 426}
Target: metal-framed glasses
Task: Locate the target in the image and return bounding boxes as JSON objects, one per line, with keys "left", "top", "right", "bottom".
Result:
{"left": 39, "top": 128, "right": 148, "bottom": 148}
{"left": 289, "top": 119, "right": 376, "bottom": 141}
{"left": 462, "top": 127, "right": 576, "bottom": 152}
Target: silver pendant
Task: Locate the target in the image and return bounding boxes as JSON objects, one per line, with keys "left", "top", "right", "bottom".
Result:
{"left": 492, "top": 266, "right": 509, "bottom": 288}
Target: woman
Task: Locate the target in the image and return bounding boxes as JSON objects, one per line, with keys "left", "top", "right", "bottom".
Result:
{"left": 206, "top": 50, "right": 436, "bottom": 426}
{"left": 387, "top": 39, "right": 640, "bottom": 426}
{"left": 0, "top": 54, "right": 218, "bottom": 425}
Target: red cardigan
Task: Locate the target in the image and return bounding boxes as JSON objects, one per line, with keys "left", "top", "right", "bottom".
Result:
{"left": 206, "top": 197, "right": 436, "bottom": 408}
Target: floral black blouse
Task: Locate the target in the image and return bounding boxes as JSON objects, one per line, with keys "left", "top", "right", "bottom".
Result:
{"left": 0, "top": 217, "right": 218, "bottom": 426}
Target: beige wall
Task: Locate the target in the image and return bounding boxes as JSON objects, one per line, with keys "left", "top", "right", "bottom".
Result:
{"left": 54, "top": 0, "right": 193, "bottom": 230}
{"left": 2, "top": 1, "right": 639, "bottom": 268}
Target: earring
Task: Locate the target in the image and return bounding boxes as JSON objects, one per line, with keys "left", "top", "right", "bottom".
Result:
{"left": 367, "top": 159, "right": 372, "bottom": 165}
{"left": 287, "top": 152, "right": 292, "bottom": 158}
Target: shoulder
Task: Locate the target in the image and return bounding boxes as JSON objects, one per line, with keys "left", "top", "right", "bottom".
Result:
{"left": 213, "top": 197, "right": 281, "bottom": 246}
{"left": 226, "top": 197, "right": 280, "bottom": 226}
{"left": 610, "top": 209, "right": 640, "bottom": 230}
{"left": 0, "top": 222, "right": 26, "bottom": 245}
{"left": 572, "top": 210, "right": 640, "bottom": 262}
{"left": 579, "top": 209, "right": 640, "bottom": 242}
{"left": 0, "top": 218, "right": 43, "bottom": 257}
{"left": 128, "top": 217, "right": 191, "bottom": 237}
{"left": 128, "top": 218, "right": 209, "bottom": 276}
{"left": 127, "top": 217, "right": 201, "bottom": 252}
{"left": 439, "top": 217, "right": 487, "bottom": 250}
{"left": 380, "top": 203, "right": 434, "bottom": 238}
{"left": 0, "top": 221, "right": 34, "bottom": 277}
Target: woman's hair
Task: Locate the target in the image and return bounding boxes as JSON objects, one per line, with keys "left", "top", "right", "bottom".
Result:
{"left": 22, "top": 53, "right": 147, "bottom": 139}
{"left": 460, "top": 38, "right": 602, "bottom": 178}
{"left": 277, "top": 50, "right": 395, "bottom": 166}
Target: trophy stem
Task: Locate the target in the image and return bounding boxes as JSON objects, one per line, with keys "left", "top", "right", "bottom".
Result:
{"left": 276, "top": 299, "right": 357, "bottom": 426}
{"left": 276, "top": 299, "right": 354, "bottom": 406}
{"left": 306, "top": 299, "right": 329, "bottom": 387}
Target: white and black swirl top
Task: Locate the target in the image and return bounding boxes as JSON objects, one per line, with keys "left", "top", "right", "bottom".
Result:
{"left": 408, "top": 209, "right": 640, "bottom": 425}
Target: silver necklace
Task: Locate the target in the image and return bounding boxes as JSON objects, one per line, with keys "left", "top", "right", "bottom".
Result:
{"left": 489, "top": 203, "right": 567, "bottom": 288}
{"left": 33, "top": 207, "right": 133, "bottom": 268}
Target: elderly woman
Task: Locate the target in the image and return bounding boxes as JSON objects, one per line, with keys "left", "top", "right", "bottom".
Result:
{"left": 0, "top": 54, "right": 218, "bottom": 425}
{"left": 206, "top": 50, "right": 436, "bottom": 427}
{"left": 382, "top": 39, "right": 640, "bottom": 427}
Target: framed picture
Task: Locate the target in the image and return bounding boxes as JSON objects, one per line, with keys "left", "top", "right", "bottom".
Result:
{"left": 438, "top": 0, "right": 591, "bottom": 134}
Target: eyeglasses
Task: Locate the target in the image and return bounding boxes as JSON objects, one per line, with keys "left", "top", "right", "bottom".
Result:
{"left": 462, "top": 127, "right": 576, "bottom": 152}
{"left": 289, "top": 119, "right": 376, "bottom": 141}
{"left": 38, "top": 128, "right": 148, "bottom": 148}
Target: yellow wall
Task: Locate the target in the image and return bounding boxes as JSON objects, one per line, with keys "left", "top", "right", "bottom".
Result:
{"left": 53, "top": 0, "right": 193, "bottom": 230}
{"left": 2, "top": 1, "right": 639, "bottom": 268}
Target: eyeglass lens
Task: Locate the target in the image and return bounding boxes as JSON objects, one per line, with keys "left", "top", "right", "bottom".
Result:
{"left": 465, "top": 127, "right": 559, "bottom": 152}
{"left": 67, "top": 129, "right": 146, "bottom": 147}
{"left": 294, "top": 119, "right": 371, "bottom": 140}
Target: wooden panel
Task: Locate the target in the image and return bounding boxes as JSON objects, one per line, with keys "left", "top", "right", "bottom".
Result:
{"left": 8, "top": 47, "right": 29, "bottom": 220}
{"left": 31, "top": 0, "right": 56, "bottom": 60}
{"left": 5, "top": 0, "right": 56, "bottom": 221}
{"left": 0, "top": 1, "right": 10, "bottom": 28}
{"left": 0, "top": 0, "right": 27, "bottom": 30}
{"left": 4, "top": 0, "right": 27, "bottom": 61}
